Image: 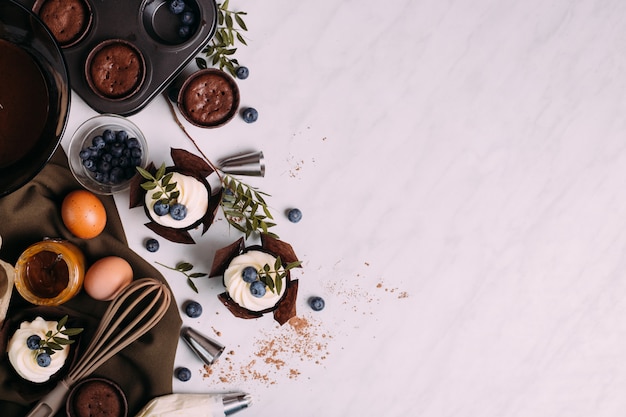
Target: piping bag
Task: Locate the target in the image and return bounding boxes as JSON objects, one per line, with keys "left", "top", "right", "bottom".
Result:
{"left": 134, "top": 392, "right": 252, "bottom": 417}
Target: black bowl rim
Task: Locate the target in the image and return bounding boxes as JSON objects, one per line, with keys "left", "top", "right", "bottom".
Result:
{"left": 0, "top": 0, "right": 71, "bottom": 198}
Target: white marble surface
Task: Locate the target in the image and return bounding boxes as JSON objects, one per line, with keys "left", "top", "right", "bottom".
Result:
{"left": 58, "top": 0, "right": 626, "bottom": 415}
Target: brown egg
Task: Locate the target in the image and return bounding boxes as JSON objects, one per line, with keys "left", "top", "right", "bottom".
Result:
{"left": 61, "top": 190, "right": 107, "bottom": 239}
{"left": 84, "top": 256, "right": 133, "bottom": 301}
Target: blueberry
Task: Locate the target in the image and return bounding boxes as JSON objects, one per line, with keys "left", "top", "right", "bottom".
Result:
{"left": 83, "top": 159, "right": 96, "bottom": 171}
{"left": 94, "top": 171, "right": 109, "bottom": 183}
{"left": 109, "top": 167, "right": 124, "bottom": 184}
{"left": 242, "top": 266, "right": 258, "bottom": 283}
{"left": 181, "top": 10, "right": 194, "bottom": 25}
{"left": 175, "top": 366, "right": 192, "bottom": 381}
{"left": 26, "top": 335, "right": 41, "bottom": 350}
{"left": 36, "top": 352, "right": 51, "bottom": 367}
{"left": 308, "top": 296, "right": 325, "bottom": 311}
{"left": 287, "top": 208, "right": 302, "bottom": 223}
{"left": 153, "top": 200, "right": 170, "bottom": 216}
{"left": 115, "top": 130, "right": 128, "bottom": 142}
{"left": 178, "top": 25, "right": 191, "bottom": 39}
{"left": 131, "top": 147, "right": 143, "bottom": 159}
{"left": 126, "top": 137, "right": 140, "bottom": 149}
{"left": 87, "top": 146, "right": 101, "bottom": 158}
{"left": 169, "top": 0, "right": 185, "bottom": 14}
{"left": 111, "top": 142, "right": 124, "bottom": 157}
{"left": 101, "top": 153, "right": 113, "bottom": 162}
{"left": 118, "top": 156, "right": 129, "bottom": 168}
{"left": 170, "top": 203, "right": 187, "bottom": 220}
{"left": 92, "top": 135, "right": 105, "bottom": 149}
{"left": 97, "top": 160, "right": 111, "bottom": 173}
{"left": 102, "top": 129, "right": 116, "bottom": 143}
{"left": 79, "top": 149, "right": 91, "bottom": 160}
{"left": 146, "top": 238, "right": 159, "bottom": 252}
{"left": 185, "top": 301, "right": 203, "bottom": 318}
{"left": 236, "top": 66, "right": 249, "bottom": 79}
{"left": 242, "top": 107, "right": 258, "bottom": 123}
{"left": 249, "top": 281, "right": 266, "bottom": 298}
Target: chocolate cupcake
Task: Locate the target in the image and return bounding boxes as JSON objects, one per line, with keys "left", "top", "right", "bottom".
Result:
{"left": 34, "top": 0, "right": 92, "bottom": 47}
{"left": 178, "top": 69, "right": 240, "bottom": 128}
{"left": 86, "top": 39, "right": 145, "bottom": 100}
{"left": 66, "top": 377, "right": 128, "bottom": 417}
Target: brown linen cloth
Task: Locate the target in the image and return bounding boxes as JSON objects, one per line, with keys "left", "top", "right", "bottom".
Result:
{"left": 0, "top": 148, "right": 182, "bottom": 416}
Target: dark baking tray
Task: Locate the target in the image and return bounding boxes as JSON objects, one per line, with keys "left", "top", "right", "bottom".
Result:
{"left": 18, "top": 0, "right": 217, "bottom": 116}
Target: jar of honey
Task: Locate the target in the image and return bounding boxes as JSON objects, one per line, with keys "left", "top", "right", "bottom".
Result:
{"left": 15, "top": 239, "right": 85, "bottom": 306}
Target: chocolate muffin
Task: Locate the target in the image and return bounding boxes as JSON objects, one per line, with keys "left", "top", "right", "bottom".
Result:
{"left": 87, "top": 40, "right": 145, "bottom": 100}
{"left": 178, "top": 69, "right": 240, "bottom": 127}
{"left": 36, "top": 0, "right": 91, "bottom": 47}
{"left": 68, "top": 378, "right": 127, "bottom": 417}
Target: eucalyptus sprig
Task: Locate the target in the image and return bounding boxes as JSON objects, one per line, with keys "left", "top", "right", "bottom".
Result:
{"left": 37, "top": 315, "right": 83, "bottom": 356}
{"left": 258, "top": 256, "right": 302, "bottom": 295}
{"left": 137, "top": 163, "right": 180, "bottom": 206}
{"left": 156, "top": 261, "right": 208, "bottom": 293}
{"left": 221, "top": 174, "right": 278, "bottom": 239}
{"left": 196, "top": 0, "right": 248, "bottom": 76}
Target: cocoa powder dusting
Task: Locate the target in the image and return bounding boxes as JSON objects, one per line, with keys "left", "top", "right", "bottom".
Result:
{"left": 202, "top": 315, "right": 331, "bottom": 386}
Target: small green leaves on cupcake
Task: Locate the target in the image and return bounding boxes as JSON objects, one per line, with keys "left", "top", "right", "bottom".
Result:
{"left": 31, "top": 315, "right": 83, "bottom": 367}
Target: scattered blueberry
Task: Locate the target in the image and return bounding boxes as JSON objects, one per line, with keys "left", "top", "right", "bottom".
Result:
{"left": 249, "top": 281, "right": 266, "bottom": 298}
{"left": 185, "top": 301, "right": 203, "bottom": 318}
{"left": 236, "top": 66, "right": 249, "bottom": 80}
{"left": 26, "top": 335, "right": 41, "bottom": 350}
{"left": 181, "top": 10, "right": 195, "bottom": 25}
{"left": 146, "top": 238, "right": 160, "bottom": 253}
{"left": 153, "top": 200, "right": 170, "bottom": 216}
{"left": 178, "top": 25, "right": 191, "bottom": 39}
{"left": 170, "top": 203, "right": 188, "bottom": 220}
{"left": 287, "top": 208, "right": 302, "bottom": 223}
{"left": 242, "top": 107, "right": 258, "bottom": 123}
{"left": 36, "top": 352, "right": 51, "bottom": 367}
{"left": 242, "top": 266, "right": 258, "bottom": 283}
{"left": 308, "top": 296, "right": 325, "bottom": 311}
{"left": 175, "top": 366, "right": 192, "bottom": 381}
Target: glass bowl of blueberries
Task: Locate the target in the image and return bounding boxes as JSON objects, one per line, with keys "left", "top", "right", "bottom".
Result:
{"left": 68, "top": 114, "right": 148, "bottom": 195}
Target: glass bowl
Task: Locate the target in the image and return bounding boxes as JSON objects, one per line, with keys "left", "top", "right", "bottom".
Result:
{"left": 14, "top": 239, "right": 86, "bottom": 306}
{"left": 68, "top": 114, "right": 149, "bottom": 195}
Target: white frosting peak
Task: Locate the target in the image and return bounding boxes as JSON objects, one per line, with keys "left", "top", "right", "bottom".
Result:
{"left": 224, "top": 251, "right": 286, "bottom": 312}
{"left": 7, "top": 317, "right": 70, "bottom": 383}
{"left": 145, "top": 172, "right": 209, "bottom": 229}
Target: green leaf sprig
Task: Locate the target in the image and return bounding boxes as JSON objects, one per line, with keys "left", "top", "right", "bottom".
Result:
{"left": 137, "top": 163, "right": 180, "bottom": 206}
{"left": 156, "top": 261, "right": 208, "bottom": 293}
{"left": 37, "top": 315, "right": 83, "bottom": 356}
{"left": 257, "top": 256, "right": 302, "bottom": 295}
{"left": 196, "top": 0, "right": 248, "bottom": 76}
{"left": 221, "top": 174, "right": 278, "bottom": 239}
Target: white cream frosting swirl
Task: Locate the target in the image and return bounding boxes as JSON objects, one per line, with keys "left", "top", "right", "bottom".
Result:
{"left": 7, "top": 317, "right": 69, "bottom": 383}
{"left": 224, "top": 251, "right": 286, "bottom": 312}
{"left": 145, "top": 172, "right": 209, "bottom": 229}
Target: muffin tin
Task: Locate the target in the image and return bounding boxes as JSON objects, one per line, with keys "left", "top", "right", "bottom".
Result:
{"left": 19, "top": 0, "right": 217, "bottom": 115}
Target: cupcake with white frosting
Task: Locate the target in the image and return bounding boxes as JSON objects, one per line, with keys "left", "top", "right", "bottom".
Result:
{"left": 6, "top": 316, "right": 81, "bottom": 384}
{"left": 210, "top": 234, "right": 302, "bottom": 325}
{"left": 130, "top": 148, "right": 222, "bottom": 244}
